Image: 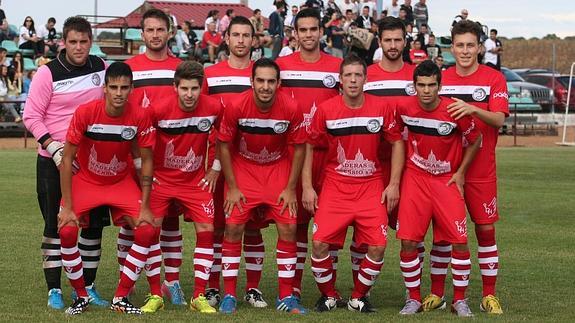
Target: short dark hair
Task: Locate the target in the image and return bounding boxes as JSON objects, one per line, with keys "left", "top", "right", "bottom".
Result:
{"left": 490, "top": 29, "right": 498, "bottom": 35}
{"left": 253, "top": 9, "right": 261, "bottom": 15}
{"left": 105, "top": 62, "right": 133, "bottom": 84}
{"left": 174, "top": 61, "right": 204, "bottom": 86}
{"left": 0, "top": 47, "right": 6, "bottom": 54}
{"left": 140, "top": 8, "right": 170, "bottom": 31}
{"left": 63, "top": 16, "right": 92, "bottom": 40}
{"left": 378, "top": 16, "right": 406, "bottom": 38}
{"left": 339, "top": 53, "right": 366, "bottom": 75}
{"left": 252, "top": 58, "right": 280, "bottom": 80}
{"left": 226, "top": 9, "right": 234, "bottom": 16}
{"left": 48, "top": 17, "right": 56, "bottom": 24}
{"left": 294, "top": 8, "right": 321, "bottom": 30}
{"left": 451, "top": 20, "right": 481, "bottom": 43}
{"left": 228, "top": 16, "right": 255, "bottom": 37}
{"left": 413, "top": 60, "right": 441, "bottom": 85}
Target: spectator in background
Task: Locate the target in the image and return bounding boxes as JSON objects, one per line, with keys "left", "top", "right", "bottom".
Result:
{"left": 250, "top": 35, "right": 264, "bottom": 61}
{"left": 341, "top": 0, "right": 359, "bottom": 16}
{"left": 399, "top": 7, "right": 409, "bottom": 24}
{"left": 356, "top": 5, "right": 375, "bottom": 29}
{"left": 177, "top": 20, "right": 201, "bottom": 58}
{"left": 325, "top": 0, "right": 342, "bottom": 16}
{"left": 22, "top": 69, "right": 35, "bottom": 94}
{"left": 0, "top": 0, "right": 6, "bottom": 31}
{"left": 401, "top": 0, "right": 414, "bottom": 25}
{"left": 0, "top": 47, "right": 7, "bottom": 66}
{"left": 202, "top": 21, "right": 222, "bottom": 63}
{"left": 424, "top": 33, "right": 441, "bottom": 60}
{"left": 36, "top": 17, "right": 58, "bottom": 54}
{"left": 268, "top": 3, "right": 285, "bottom": 60}
{"left": 285, "top": 5, "right": 299, "bottom": 27}
{"left": 409, "top": 38, "right": 427, "bottom": 64}
{"left": 326, "top": 17, "right": 345, "bottom": 58}
{"left": 483, "top": 29, "right": 503, "bottom": 70}
{"left": 402, "top": 22, "right": 414, "bottom": 62}
{"left": 219, "top": 9, "right": 235, "bottom": 34}
{"left": 279, "top": 36, "right": 297, "bottom": 57}
{"left": 342, "top": 9, "right": 355, "bottom": 32}
{"left": 386, "top": 0, "right": 401, "bottom": 17}
{"left": 433, "top": 54, "right": 446, "bottom": 70}
{"left": 0, "top": 21, "right": 16, "bottom": 42}
{"left": 0, "top": 64, "right": 21, "bottom": 122}
{"left": 413, "top": 0, "right": 428, "bottom": 30}
{"left": 205, "top": 10, "right": 220, "bottom": 31}
{"left": 250, "top": 9, "right": 271, "bottom": 46}
{"left": 19, "top": 16, "right": 44, "bottom": 56}
{"left": 452, "top": 8, "right": 468, "bottom": 28}
{"left": 416, "top": 23, "right": 429, "bottom": 46}
{"left": 9, "top": 50, "right": 23, "bottom": 79}
{"left": 361, "top": 0, "right": 376, "bottom": 17}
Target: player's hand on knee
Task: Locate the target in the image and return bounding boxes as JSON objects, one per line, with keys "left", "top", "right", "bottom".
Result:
{"left": 199, "top": 169, "right": 220, "bottom": 192}
{"left": 382, "top": 183, "right": 400, "bottom": 214}
{"left": 278, "top": 188, "right": 297, "bottom": 217}
{"left": 302, "top": 187, "right": 318, "bottom": 214}
{"left": 57, "top": 208, "right": 78, "bottom": 231}
{"left": 225, "top": 188, "right": 246, "bottom": 215}
{"left": 137, "top": 207, "right": 156, "bottom": 227}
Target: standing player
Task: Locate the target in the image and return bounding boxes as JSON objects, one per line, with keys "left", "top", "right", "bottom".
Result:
{"left": 202, "top": 16, "right": 268, "bottom": 308}
{"left": 57, "top": 62, "right": 156, "bottom": 315}
{"left": 275, "top": 8, "right": 342, "bottom": 300}
{"left": 23, "top": 16, "right": 109, "bottom": 309}
{"left": 217, "top": 58, "right": 307, "bottom": 314}
{"left": 425, "top": 20, "right": 508, "bottom": 315}
{"left": 396, "top": 60, "right": 481, "bottom": 317}
{"left": 145, "top": 61, "right": 222, "bottom": 313}
{"left": 304, "top": 55, "right": 404, "bottom": 313}
{"left": 120, "top": 8, "right": 186, "bottom": 305}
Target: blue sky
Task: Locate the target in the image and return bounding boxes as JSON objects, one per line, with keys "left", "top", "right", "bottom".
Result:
{"left": 3, "top": 0, "right": 575, "bottom": 38}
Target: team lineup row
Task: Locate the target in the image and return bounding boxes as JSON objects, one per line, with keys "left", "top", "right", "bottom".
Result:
{"left": 22, "top": 8, "right": 506, "bottom": 317}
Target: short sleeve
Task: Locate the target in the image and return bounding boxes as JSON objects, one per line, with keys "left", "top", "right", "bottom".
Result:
{"left": 287, "top": 103, "right": 306, "bottom": 145}
{"left": 489, "top": 72, "right": 509, "bottom": 116}
{"left": 137, "top": 109, "right": 156, "bottom": 148}
{"left": 382, "top": 102, "right": 402, "bottom": 143}
{"left": 217, "top": 102, "right": 239, "bottom": 142}
{"left": 308, "top": 104, "right": 327, "bottom": 146}
{"left": 66, "top": 107, "right": 86, "bottom": 146}
{"left": 458, "top": 115, "right": 481, "bottom": 145}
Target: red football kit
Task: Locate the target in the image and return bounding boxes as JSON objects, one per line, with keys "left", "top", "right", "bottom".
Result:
{"left": 149, "top": 94, "right": 222, "bottom": 223}
{"left": 440, "top": 65, "right": 509, "bottom": 224}
{"left": 396, "top": 96, "right": 481, "bottom": 244}
{"left": 309, "top": 94, "right": 402, "bottom": 247}
{"left": 65, "top": 99, "right": 155, "bottom": 226}
{"left": 217, "top": 91, "right": 305, "bottom": 225}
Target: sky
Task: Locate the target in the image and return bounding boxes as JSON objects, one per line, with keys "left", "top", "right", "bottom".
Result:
{"left": 3, "top": 0, "right": 575, "bottom": 39}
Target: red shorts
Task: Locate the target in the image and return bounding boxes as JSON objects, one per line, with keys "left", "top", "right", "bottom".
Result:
{"left": 225, "top": 159, "right": 296, "bottom": 225}
{"left": 313, "top": 177, "right": 389, "bottom": 248}
{"left": 396, "top": 170, "right": 468, "bottom": 244}
{"left": 464, "top": 180, "right": 499, "bottom": 224}
{"left": 379, "top": 161, "right": 399, "bottom": 230}
{"left": 150, "top": 182, "right": 214, "bottom": 224}
{"left": 67, "top": 175, "right": 140, "bottom": 227}
{"left": 215, "top": 176, "right": 269, "bottom": 230}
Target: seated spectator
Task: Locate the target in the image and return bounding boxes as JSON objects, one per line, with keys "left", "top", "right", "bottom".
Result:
{"left": 452, "top": 8, "right": 468, "bottom": 28}
{"left": 219, "top": 9, "right": 235, "bottom": 34}
{"left": 0, "top": 47, "right": 7, "bottom": 66}
{"left": 424, "top": 34, "right": 441, "bottom": 60}
{"left": 201, "top": 21, "right": 222, "bottom": 63}
{"left": 18, "top": 16, "right": 43, "bottom": 56}
{"left": 409, "top": 39, "right": 427, "bottom": 64}
{"left": 8, "top": 51, "right": 23, "bottom": 80}
{"left": 402, "top": 22, "right": 414, "bottom": 63}
{"left": 434, "top": 55, "right": 446, "bottom": 70}
{"left": 22, "top": 69, "right": 35, "bottom": 94}
{"left": 0, "top": 20, "right": 17, "bottom": 43}
{"left": 36, "top": 17, "right": 58, "bottom": 54}
{"left": 250, "top": 36, "right": 264, "bottom": 61}
{"left": 279, "top": 36, "right": 297, "bottom": 57}
{"left": 205, "top": 10, "right": 220, "bottom": 31}
{"left": 176, "top": 21, "right": 201, "bottom": 58}
{"left": 0, "top": 65, "right": 21, "bottom": 122}
{"left": 416, "top": 23, "right": 430, "bottom": 46}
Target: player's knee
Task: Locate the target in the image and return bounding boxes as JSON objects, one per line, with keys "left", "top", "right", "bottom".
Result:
{"left": 134, "top": 223, "right": 156, "bottom": 245}
{"left": 195, "top": 222, "right": 214, "bottom": 233}
{"left": 475, "top": 223, "right": 494, "bottom": 233}
{"left": 59, "top": 225, "right": 79, "bottom": 245}
{"left": 224, "top": 224, "right": 244, "bottom": 242}
{"left": 311, "top": 240, "right": 329, "bottom": 259}
{"left": 401, "top": 239, "right": 418, "bottom": 252}
{"left": 277, "top": 223, "right": 296, "bottom": 242}
{"left": 367, "top": 245, "right": 386, "bottom": 261}
{"left": 452, "top": 243, "right": 469, "bottom": 252}
{"left": 244, "top": 228, "right": 261, "bottom": 237}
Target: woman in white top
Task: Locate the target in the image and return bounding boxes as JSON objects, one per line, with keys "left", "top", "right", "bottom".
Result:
{"left": 18, "top": 16, "right": 43, "bottom": 57}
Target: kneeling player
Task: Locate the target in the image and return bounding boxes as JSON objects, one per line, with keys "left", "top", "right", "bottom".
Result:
{"left": 57, "top": 63, "right": 156, "bottom": 315}
{"left": 396, "top": 61, "right": 481, "bottom": 317}
{"left": 217, "top": 58, "right": 307, "bottom": 314}
{"left": 145, "top": 61, "right": 223, "bottom": 313}
{"left": 304, "top": 54, "right": 405, "bottom": 313}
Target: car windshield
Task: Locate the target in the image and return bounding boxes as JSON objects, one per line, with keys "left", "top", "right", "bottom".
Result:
{"left": 502, "top": 68, "right": 525, "bottom": 82}
{"left": 558, "top": 76, "right": 575, "bottom": 89}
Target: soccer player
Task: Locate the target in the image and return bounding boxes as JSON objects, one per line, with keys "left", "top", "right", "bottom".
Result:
{"left": 305, "top": 54, "right": 404, "bottom": 313}
{"left": 425, "top": 20, "right": 508, "bottom": 315}
{"left": 202, "top": 16, "right": 268, "bottom": 308}
{"left": 23, "top": 16, "right": 109, "bottom": 309}
{"left": 217, "top": 58, "right": 306, "bottom": 314}
{"left": 121, "top": 8, "right": 186, "bottom": 305}
{"left": 57, "top": 62, "right": 156, "bottom": 315}
{"left": 275, "top": 8, "right": 342, "bottom": 300}
{"left": 396, "top": 60, "right": 481, "bottom": 317}
{"left": 145, "top": 61, "right": 222, "bottom": 313}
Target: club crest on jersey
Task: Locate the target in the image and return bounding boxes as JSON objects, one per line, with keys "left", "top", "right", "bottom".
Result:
{"left": 322, "top": 74, "right": 337, "bottom": 88}
{"left": 438, "top": 122, "right": 454, "bottom": 136}
{"left": 91, "top": 73, "right": 101, "bottom": 86}
{"left": 367, "top": 119, "right": 382, "bottom": 133}
{"left": 472, "top": 88, "right": 487, "bottom": 101}
{"left": 274, "top": 121, "right": 289, "bottom": 134}
{"left": 405, "top": 82, "right": 416, "bottom": 96}
{"left": 121, "top": 127, "right": 136, "bottom": 140}
{"left": 197, "top": 118, "right": 212, "bottom": 132}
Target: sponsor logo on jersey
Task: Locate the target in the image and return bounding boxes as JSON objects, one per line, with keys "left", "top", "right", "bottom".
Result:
{"left": 472, "top": 87, "right": 487, "bottom": 101}
{"left": 54, "top": 80, "right": 74, "bottom": 91}
{"left": 121, "top": 127, "right": 136, "bottom": 140}
{"left": 322, "top": 74, "right": 337, "bottom": 88}
{"left": 140, "top": 126, "right": 156, "bottom": 137}
{"left": 367, "top": 119, "right": 382, "bottom": 133}
{"left": 492, "top": 91, "right": 508, "bottom": 99}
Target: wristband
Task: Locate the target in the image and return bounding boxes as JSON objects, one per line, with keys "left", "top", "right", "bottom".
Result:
{"left": 133, "top": 157, "right": 142, "bottom": 170}
{"left": 211, "top": 159, "right": 222, "bottom": 171}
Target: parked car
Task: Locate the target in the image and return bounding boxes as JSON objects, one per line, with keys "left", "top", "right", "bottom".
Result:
{"left": 523, "top": 74, "right": 575, "bottom": 112}
{"left": 512, "top": 68, "right": 557, "bottom": 79}
{"left": 501, "top": 67, "right": 552, "bottom": 112}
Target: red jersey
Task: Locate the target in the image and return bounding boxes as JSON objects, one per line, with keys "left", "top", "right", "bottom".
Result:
{"left": 150, "top": 94, "right": 222, "bottom": 185}
{"left": 202, "top": 60, "right": 253, "bottom": 108}
{"left": 201, "top": 31, "right": 222, "bottom": 49}
{"left": 125, "top": 53, "right": 181, "bottom": 108}
{"left": 218, "top": 91, "right": 305, "bottom": 165}
{"left": 398, "top": 96, "right": 481, "bottom": 177}
{"left": 66, "top": 99, "right": 154, "bottom": 185}
{"left": 440, "top": 65, "right": 509, "bottom": 182}
{"left": 309, "top": 94, "right": 402, "bottom": 184}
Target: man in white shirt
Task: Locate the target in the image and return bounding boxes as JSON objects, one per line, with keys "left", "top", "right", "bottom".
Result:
{"left": 385, "top": 0, "right": 401, "bottom": 17}
{"left": 483, "top": 29, "right": 502, "bottom": 70}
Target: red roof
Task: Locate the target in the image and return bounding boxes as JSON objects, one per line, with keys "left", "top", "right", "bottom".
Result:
{"left": 96, "top": 1, "right": 267, "bottom": 30}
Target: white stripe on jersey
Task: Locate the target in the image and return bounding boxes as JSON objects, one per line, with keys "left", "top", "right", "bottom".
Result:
{"left": 280, "top": 70, "right": 340, "bottom": 81}
{"left": 132, "top": 69, "right": 175, "bottom": 81}
{"left": 325, "top": 117, "right": 384, "bottom": 129}
{"left": 363, "top": 80, "right": 412, "bottom": 91}
{"left": 206, "top": 76, "right": 251, "bottom": 87}
{"left": 87, "top": 124, "right": 138, "bottom": 135}
{"left": 52, "top": 70, "right": 105, "bottom": 94}
{"left": 238, "top": 118, "right": 290, "bottom": 128}
{"left": 439, "top": 85, "right": 491, "bottom": 96}
{"left": 157, "top": 116, "right": 217, "bottom": 128}
{"left": 400, "top": 116, "right": 457, "bottom": 130}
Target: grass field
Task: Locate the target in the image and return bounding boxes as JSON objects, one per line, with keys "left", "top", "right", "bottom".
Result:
{"left": 1, "top": 147, "right": 575, "bottom": 322}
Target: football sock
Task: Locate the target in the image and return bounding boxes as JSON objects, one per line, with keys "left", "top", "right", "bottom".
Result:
{"left": 115, "top": 224, "right": 154, "bottom": 297}
{"left": 145, "top": 227, "right": 162, "bottom": 296}
{"left": 42, "top": 228, "right": 62, "bottom": 290}
{"left": 430, "top": 242, "right": 451, "bottom": 297}
{"left": 79, "top": 227, "right": 102, "bottom": 286}
{"left": 209, "top": 231, "right": 224, "bottom": 290}
{"left": 116, "top": 225, "right": 134, "bottom": 273}
{"left": 160, "top": 216, "right": 182, "bottom": 283}
{"left": 352, "top": 255, "right": 383, "bottom": 299}
{"left": 222, "top": 239, "right": 241, "bottom": 297}
{"left": 243, "top": 233, "right": 265, "bottom": 291}
{"left": 277, "top": 239, "right": 297, "bottom": 299}
{"left": 477, "top": 227, "right": 498, "bottom": 296}
{"left": 59, "top": 225, "right": 87, "bottom": 298}
{"left": 311, "top": 254, "right": 337, "bottom": 298}
{"left": 193, "top": 231, "right": 214, "bottom": 298}
{"left": 452, "top": 249, "right": 471, "bottom": 301}
{"left": 400, "top": 249, "right": 421, "bottom": 301}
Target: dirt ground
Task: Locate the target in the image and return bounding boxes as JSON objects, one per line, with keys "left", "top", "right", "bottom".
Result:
{"left": 1, "top": 127, "right": 574, "bottom": 150}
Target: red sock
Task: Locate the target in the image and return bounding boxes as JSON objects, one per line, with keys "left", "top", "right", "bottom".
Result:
{"left": 400, "top": 250, "right": 421, "bottom": 301}
{"left": 352, "top": 255, "right": 383, "bottom": 299}
{"left": 160, "top": 216, "right": 182, "bottom": 283}
{"left": 115, "top": 224, "right": 154, "bottom": 297}
{"left": 117, "top": 225, "right": 134, "bottom": 273}
{"left": 350, "top": 241, "right": 367, "bottom": 287}
{"left": 194, "top": 231, "right": 214, "bottom": 298}
{"left": 209, "top": 231, "right": 223, "bottom": 290}
{"left": 293, "top": 226, "right": 308, "bottom": 297}
{"left": 276, "top": 239, "right": 296, "bottom": 299}
{"left": 145, "top": 227, "right": 162, "bottom": 296}
{"left": 451, "top": 249, "right": 471, "bottom": 301}
{"left": 476, "top": 228, "right": 498, "bottom": 296}
{"left": 243, "top": 234, "right": 264, "bottom": 291}
{"left": 416, "top": 242, "right": 425, "bottom": 270}
{"left": 311, "top": 255, "right": 337, "bottom": 297}
{"left": 60, "top": 225, "right": 87, "bottom": 298}
{"left": 430, "top": 242, "right": 451, "bottom": 297}
{"left": 329, "top": 245, "right": 339, "bottom": 282}
{"left": 222, "top": 239, "right": 241, "bottom": 297}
